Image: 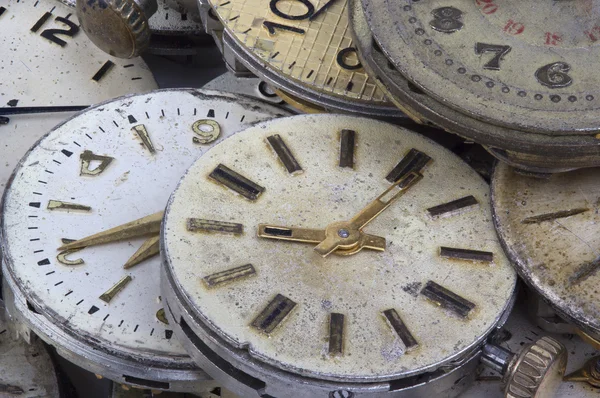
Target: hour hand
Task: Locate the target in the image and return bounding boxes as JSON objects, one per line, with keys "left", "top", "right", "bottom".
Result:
{"left": 258, "top": 224, "right": 325, "bottom": 243}
{"left": 58, "top": 211, "right": 163, "bottom": 251}
{"left": 257, "top": 224, "right": 386, "bottom": 252}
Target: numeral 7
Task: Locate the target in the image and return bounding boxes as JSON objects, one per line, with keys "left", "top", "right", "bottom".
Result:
{"left": 474, "top": 43, "right": 511, "bottom": 70}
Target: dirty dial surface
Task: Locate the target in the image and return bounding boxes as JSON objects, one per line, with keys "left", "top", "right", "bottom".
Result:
{"left": 0, "top": 90, "right": 287, "bottom": 366}
{"left": 163, "top": 114, "right": 516, "bottom": 381}
{"left": 208, "top": 0, "right": 389, "bottom": 109}
{"left": 362, "top": 0, "right": 600, "bottom": 134}
{"left": 0, "top": 0, "right": 157, "bottom": 191}
{"left": 492, "top": 163, "right": 600, "bottom": 338}
{"left": 0, "top": 310, "right": 61, "bottom": 397}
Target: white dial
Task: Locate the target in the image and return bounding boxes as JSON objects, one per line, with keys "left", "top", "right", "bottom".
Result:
{"left": 162, "top": 114, "right": 516, "bottom": 392}
{"left": 1, "top": 89, "right": 288, "bottom": 374}
{"left": 0, "top": 0, "right": 157, "bottom": 192}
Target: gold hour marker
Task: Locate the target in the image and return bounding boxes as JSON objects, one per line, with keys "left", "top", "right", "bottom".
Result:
{"left": 383, "top": 309, "right": 418, "bottom": 351}
{"left": 208, "top": 164, "right": 265, "bottom": 201}
{"left": 156, "top": 308, "right": 169, "bottom": 324}
{"left": 99, "top": 275, "right": 133, "bottom": 303}
{"left": 266, "top": 134, "right": 303, "bottom": 175}
{"left": 339, "top": 129, "right": 356, "bottom": 169}
{"left": 80, "top": 150, "right": 114, "bottom": 176}
{"left": 47, "top": 200, "right": 91, "bottom": 212}
{"left": 386, "top": 148, "right": 431, "bottom": 183}
{"left": 203, "top": 264, "right": 256, "bottom": 287}
{"left": 328, "top": 313, "right": 345, "bottom": 356}
{"left": 251, "top": 294, "right": 297, "bottom": 334}
{"left": 56, "top": 238, "right": 84, "bottom": 265}
{"left": 427, "top": 196, "right": 478, "bottom": 219}
{"left": 420, "top": 281, "right": 475, "bottom": 318}
{"left": 187, "top": 218, "right": 244, "bottom": 235}
{"left": 131, "top": 124, "right": 156, "bottom": 154}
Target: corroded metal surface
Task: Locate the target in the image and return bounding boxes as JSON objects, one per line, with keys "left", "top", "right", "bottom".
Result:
{"left": 492, "top": 162, "right": 600, "bottom": 339}
{"left": 350, "top": 0, "right": 600, "bottom": 173}
{"left": 162, "top": 114, "right": 516, "bottom": 396}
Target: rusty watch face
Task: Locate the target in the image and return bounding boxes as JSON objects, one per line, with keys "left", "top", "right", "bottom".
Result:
{"left": 361, "top": 0, "right": 600, "bottom": 135}
{"left": 208, "top": 0, "right": 392, "bottom": 110}
{"left": 162, "top": 114, "right": 516, "bottom": 385}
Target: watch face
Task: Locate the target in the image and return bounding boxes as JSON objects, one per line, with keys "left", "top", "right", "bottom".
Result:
{"left": 163, "top": 114, "right": 516, "bottom": 382}
{"left": 0, "top": 0, "right": 157, "bottom": 191}
{"left": 1, "top": 90, "right": 288, "bottom": 369}
{"left": 492, "top": 163, "right": 600, "bottom": 337}
{"left": 0, "top": 311, "right": 61, "bottom": 397}
{"left": 361, "top": 0, "right": 600, "bottom": 135}
{"left": 208, "top": 0, "right": 390, "bottom": 110}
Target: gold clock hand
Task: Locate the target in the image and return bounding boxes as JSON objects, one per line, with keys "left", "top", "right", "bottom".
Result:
{"left": 58, "top": 211, "right": 163, "bottom": 251}
{"left": 257, "top": 224, "right": 386, "bottom": 252}
{"left": 314, "top": 172, "right": 422, "bottom": 257}
{"left": 123, "top": 235, "right": 160, "bottom": 269}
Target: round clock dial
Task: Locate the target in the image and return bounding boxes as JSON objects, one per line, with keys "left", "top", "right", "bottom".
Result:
{"left": 0, "top": 0, "right": 157, "bottom": 191}
{"left": 207, "top": 0, "right": 399, "bottom": 116}
{"left": 492, "top": 163, "right": 600, "bottom": 340}
{"left": 362, "top": 0, "right": 600, "bottom": 135}
{"left": 0, "top": 309, "right": 61, "bottom": 397}
{"left": 162, "top": 114, "right": 516, "bottom": 395}
{"left": 0, "top": 89, "right": 288, "bottom": 389}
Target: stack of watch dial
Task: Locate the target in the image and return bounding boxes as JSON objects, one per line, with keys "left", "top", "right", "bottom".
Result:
{"left": 1, "top": 0, "right": 600, "bottom": 397}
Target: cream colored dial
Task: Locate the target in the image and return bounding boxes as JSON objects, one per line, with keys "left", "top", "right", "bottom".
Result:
{"left": 208, "top": 0, "right": 389, "bottom": 108}
{"left": 163, "top": 114, "right": 516, "bottom": 383}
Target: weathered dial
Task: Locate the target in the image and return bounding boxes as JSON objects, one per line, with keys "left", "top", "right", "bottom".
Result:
{"left": 492, "top": 163, "right": 600, "bottom": 340}
{"left": 162, "top": 114, "right": 516, "bottom": 396}
{"left": 0, "top": 308, "right": 61, "bottom": 397}
{"left": 362, "top": 0, "right": 600, "bottom": 134}
{"left": 207, "top": 0, "right": 397, "bottom": 115}
{"left": 0, "top": 89, "right": 288, "bottom": 389}
{"left": 0, "top": 0, "right": 157, "bottom": 191}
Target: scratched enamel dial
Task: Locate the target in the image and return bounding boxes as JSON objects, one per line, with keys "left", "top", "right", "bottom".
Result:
{"left": 492, "top": 163, "right": 600, "bottom": 340}
{"left": 208, "top": 0, "right": 389, "bottom": 109}
{"left": 163, "top": 114, "right": 516, "bottom": 386}
{"left": 0, "top": 0, "right": 157, "bottom": 192}
{"left": 0, "top": 90, "right": 287, "bottom": 370}
{"left": 362, "top": 0, "right": 600, "bottom": 134}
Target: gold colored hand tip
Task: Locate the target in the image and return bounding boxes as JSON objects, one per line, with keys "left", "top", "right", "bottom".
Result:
{"left": 563, "top": 356, "right": 600, "bottom": 387}
{"left": 123, "top": 235, "right": 160, "bottom": 269}
{"left": 58, "top": 211, "right": 164, "bottom": 251}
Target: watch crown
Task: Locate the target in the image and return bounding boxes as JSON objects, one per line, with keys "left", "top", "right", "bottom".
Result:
{"left": 76, "top": 0, "right": 157, "bottom": 58}
{"left": 504, "top": 336, "right": 567, "bottom": 398}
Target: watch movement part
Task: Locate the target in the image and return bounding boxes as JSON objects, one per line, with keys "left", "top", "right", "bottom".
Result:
{"left": 76, "top": 0, "right": 156, "bottom": 58}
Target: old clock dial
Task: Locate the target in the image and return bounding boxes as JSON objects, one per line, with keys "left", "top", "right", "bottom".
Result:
{"left": 0, "top": 89, "right": 288, "bottom": 391}
{"left": 362, "top": 0, "right": 600, "bottom": 134}
{"left": 161, "top": 114, "right": 517, "bottom": 396}
{"left": 492, "top": 163, "right": 600, "bottom": 344}
{"left": 0, "top": 0, "right": 157, "bottom": 191}
{"left": 207, "top": 0, "right": 399, "bottom": 116}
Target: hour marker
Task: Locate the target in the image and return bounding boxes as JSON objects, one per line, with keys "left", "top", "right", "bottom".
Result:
{"left": 187, "top": 218, "right": 243, "bottom": 235}
{"left": 61, "top": 149, "right": 73, "bottom": 157}
{"left": 207, "top": 109, "right": 215, "bottom": 118}
{"left": 91, "top": 60, "right": 115, "bottom": 82}
{"left": 29, "top": 202, "right": 41, "bottom": 208}
{"left": 30, "top": 11, "right": 52, "bottom": 33}
{"left": 88, "top": 306, "right": 100, "bottom": 315}
{"left": 569, "top": 257, "right": 600, "bottom": 286}
{"left": 57, "top": 239, "right": 84, "bottom": 266}
{"left": 266, "top": 134, "right": 302, "bottom": 175}
{"left": 209, "top": 164, "right": 264, "bottom": 201}
{"left": 251, "top": 293, "right": 296, "bottom": 334}
{"left": 131, "top": 124, "right": 156, "bottom": 154}
{"left": 204, "top": 264, "right": 256, "bottom": 287}
{"left": 37, "top": 258, "right": 50, "bottom": 266}
{"left": 427, "top": 196, "right": 478, "bottom": 218}
{"left": 80, "top": 150, "right": 114, "bottom": 176}
{"left": 99, "top": 275, "right": 132, "bottom": 303}
{"left": 328, "top": 313, "right": 344, "bottom": 355}
{"left": 521, "top": 208, "right": 589, "bottom": 224}
{"left": 440, "top": 247, "right": 493, "bottom": 263}
{"left": 47, "top": 200, "right": 91, "bottom": 212}
{"left": 383, "top": 309, "right": 418, "bottom": 351}
{"left": 420, "top": 280, "right": 475, "bottom": 318}
{"left": 339, "top": 129, "right": 356, "bottom": 169}
{"left": 127, "top": 115, "right": 137, "bottom": 124}
{"left": 386, "top": 149, "right": 431, "bottom": 183}
{"left": 156, "top": 308, "right": 169, "bottom": 324}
